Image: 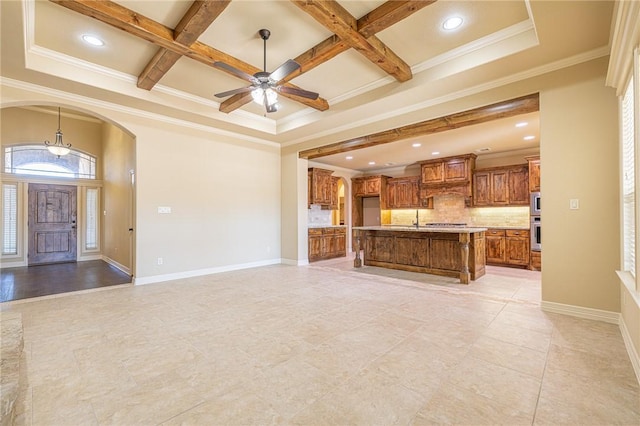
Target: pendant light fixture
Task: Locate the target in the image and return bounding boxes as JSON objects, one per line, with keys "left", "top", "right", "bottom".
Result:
{"left": 44, "top": 107, "right": 71, "bottom": 157}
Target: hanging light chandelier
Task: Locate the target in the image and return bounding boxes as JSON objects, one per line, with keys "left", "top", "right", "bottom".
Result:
{"left": 44, "top": 107, "right": 71, "bottom": 157}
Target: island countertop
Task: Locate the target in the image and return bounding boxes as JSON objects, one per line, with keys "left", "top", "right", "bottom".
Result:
{"left": 352, "top": 225, "right": 488, "bottom": 233}
{"left": 352, "top": 226, "right": 486, "bottom": 284}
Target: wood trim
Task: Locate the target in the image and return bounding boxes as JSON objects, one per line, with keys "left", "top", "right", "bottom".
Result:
{"left": 51, "top": 0, "right": 329, "bottom": 112}
{"left": 299, "top": 93, "right": 540, "bottom": 159}
{"left": 137, "top": 0, "right": 231, "bottom": 90}
{"left": 290, "top": 0, "right": 412, "bottom": 82}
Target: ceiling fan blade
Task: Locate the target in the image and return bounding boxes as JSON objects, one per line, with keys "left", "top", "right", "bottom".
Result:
{"left": 213, "top": 61, "right": 258, "bottom": 84}
{"left": 214, "top": 86, "right": 254, "bottom": 98}
{"left": 269, "top": 59, "right": 301, "bottom": 83}
{"left": 277, "top": 85, "right": 319, "bottom": 100}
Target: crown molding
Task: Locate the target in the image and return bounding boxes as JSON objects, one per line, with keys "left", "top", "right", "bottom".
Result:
{"left": 606, "top": 0, "right": 640, "bottom": 94}
{"left": 0, "top": 77, "right": 280, "bottom": 149}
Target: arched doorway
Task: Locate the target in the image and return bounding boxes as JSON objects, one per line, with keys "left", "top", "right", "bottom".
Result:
{"left": 0, "top": 104, "right": 136, "bottom": 301}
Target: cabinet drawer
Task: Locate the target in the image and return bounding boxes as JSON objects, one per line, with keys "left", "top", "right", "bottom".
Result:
{"left": 487, "top": 229, "right": 506, "bottom": 237}
{"left": 506, "top": 229, "right": 529, "bottom": 238}
{"left": 308, "top": 228, "right": 323, "bottom": 236}
{"left": 334, "top": 227, "right": 346, "bottom": 235}
{"left": 323, "top": 228, "right": 337, "bottom": 234}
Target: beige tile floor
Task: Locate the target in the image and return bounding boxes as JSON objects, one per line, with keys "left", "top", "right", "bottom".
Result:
{"left": 1, "top": 258, "right": 639, "bottom": 425}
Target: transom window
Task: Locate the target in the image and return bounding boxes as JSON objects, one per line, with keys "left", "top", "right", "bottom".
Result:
{"left": 4, "top": 145, "right": 96, "bottom": 179}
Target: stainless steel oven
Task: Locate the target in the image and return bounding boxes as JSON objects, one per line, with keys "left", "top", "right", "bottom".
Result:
{"left": 530, "top": 192, "right": 541, "bottom": 216}
{"left": 530, "top": 216, "right": 541, "bottom": 251}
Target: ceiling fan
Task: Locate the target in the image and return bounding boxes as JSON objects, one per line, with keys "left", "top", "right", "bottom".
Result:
{"left": 213, "top": 29, "right": 319, "bottom": 113}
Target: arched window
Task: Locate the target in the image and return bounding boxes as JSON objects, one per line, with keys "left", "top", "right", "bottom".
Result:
{"left": 4, "top": 145, "right": 96, "bottom": 179}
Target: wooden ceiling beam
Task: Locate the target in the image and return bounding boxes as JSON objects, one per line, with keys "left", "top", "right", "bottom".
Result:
{"left": 290, "top": 0, "right": 413, "bottom": 82}
{"left": 222, "top": 1, "right": 435, "bottom": 113}
{"left": 50, "top": 0, "right": 329, "bottom": 112}
{"left": 299, "top": 94, "right": 540, "bottom": 159}
{"left": 137, "top": 0, "right": 231, "bottom": 90}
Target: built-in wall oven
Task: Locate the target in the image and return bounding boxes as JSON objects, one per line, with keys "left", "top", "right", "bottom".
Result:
{"left": 530, "top": 191, "right": 541, "bottom": 251}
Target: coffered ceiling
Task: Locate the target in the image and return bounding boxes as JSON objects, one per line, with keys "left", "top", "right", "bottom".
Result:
{"left": 0, "top": 1, "right": 614, "bottom": 170}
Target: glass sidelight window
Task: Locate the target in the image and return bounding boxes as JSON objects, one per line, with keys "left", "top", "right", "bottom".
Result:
{"left": 2, "top": 183, "right": 18, "bottom": 255}
{"left": 85, "top": 188, "right": 99, "bottom": 250}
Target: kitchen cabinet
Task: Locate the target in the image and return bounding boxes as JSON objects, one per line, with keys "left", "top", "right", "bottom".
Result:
{"left": 473, "top": 165, "right": 528, "bottom": 206}
{"left": 329, "top": 176, "right": 339, "bottom": 210}
{"left": 420, "top": 154, "right": 476, "bottom": 185}
{"left": 308, "top": 167, "right": 334, "bottom": 207}
{"left": 485, "top": 228, "right": 530, "bottom": 268}
{"left": 485, "top": 229, "right": 506, "bottom": 264}
{"left": 530, "top": 250, "right": 541, "bottom": 271}
{"left": 308, "top": 227, "right": 346, "bottom": 262}
{"left": 352, "top": 176, "right": 386, "bottom": 197}
{"left": 419, "top": 154, "right": 476, "bottom": 205}
{"left": 386, "top": 176, "right": 420, "bottom": 209}
{"left": 526, "top": 156, "right": 541, "bottom": 192}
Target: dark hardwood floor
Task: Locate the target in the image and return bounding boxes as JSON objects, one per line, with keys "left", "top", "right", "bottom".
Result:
{"left": 1, "top": 260, "right": 132, "bottom": 303}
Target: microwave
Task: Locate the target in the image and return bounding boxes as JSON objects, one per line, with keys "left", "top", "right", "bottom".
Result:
{"left": 530, "top": 192, "right": 541, "bottom": 216}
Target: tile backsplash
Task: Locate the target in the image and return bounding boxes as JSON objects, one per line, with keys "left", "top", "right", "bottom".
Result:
{"left": 308, "top": 204, "right": 332, "bottom": 226}
{"left": 389, "top": 194, "right": 530, "bottom": 228}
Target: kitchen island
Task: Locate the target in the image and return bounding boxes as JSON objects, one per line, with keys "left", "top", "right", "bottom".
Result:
{"left": 352, "top": 226, "right": 487, "bottom": 284}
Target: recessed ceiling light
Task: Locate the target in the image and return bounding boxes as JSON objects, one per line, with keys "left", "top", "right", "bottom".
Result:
{"left": 82, "top": 34, "right": 104, "bottom": 46}
{"left": 523, "top": 135, "right": 536, "bottom": 141}
{"left": 412, "top": 143, "right": 422, "bottom": 148}
{"left": 515, "top": 122, "right": 528, "bottom": 128}
{"left": 431, "top": 151, "right": 440, "bottom": 155}
{"left": 368, "top": 161, "right": 376, "bottom": 165}
{"left": 345, "top": 156, "right": 353, "bottom": 160}
{"left": 384, "top": 162, "right": 395, "bottom": 167}
{"left": 442, "top": 16, "right": 463, "bottom": 31}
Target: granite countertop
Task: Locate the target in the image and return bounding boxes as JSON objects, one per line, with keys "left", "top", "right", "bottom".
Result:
{"left": 482, "top": 226, "right": 530, "bottom": 230}
{"left": 353, "top": 225, "right": 488, "bottom": 233}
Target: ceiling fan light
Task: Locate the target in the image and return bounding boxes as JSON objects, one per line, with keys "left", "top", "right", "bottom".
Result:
{"left": 251, "top": 88, "right": 264, "bottom": 105}
{"left": 265, "top": 88, "right": 278, "bottom": 106}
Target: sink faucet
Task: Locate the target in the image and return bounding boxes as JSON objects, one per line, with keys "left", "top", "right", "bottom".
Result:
{"left": 413, "top": 209, "right": 419, "bottom": 229}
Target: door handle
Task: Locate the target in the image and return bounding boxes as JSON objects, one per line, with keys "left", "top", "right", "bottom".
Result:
{"left": 128, "top": 228, "right": 134, "bottom": 232}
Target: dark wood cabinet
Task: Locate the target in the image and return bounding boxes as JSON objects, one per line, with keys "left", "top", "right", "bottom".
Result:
{"left": 419, "top": 154, "right": 476, "bottom": 205}
{"left": 308, "top": 168, "right": 334, "bottom": 207}
{"left": 485, "top": 229, "right": 506, "bottom": 264}
{"left": 329, "top": 176, "right": 339, "bottom": 210}
{"left": 308, "top": 227, "right": 347, "bottom": 262}
{"left": 505, "top": 229, "right": 530, "bottom": 266}
{"left": 353, "top": 176, "right": 386, "bottom": 197}
{"left": 485, "top": 228, "right": 530, "bottom": 268}
{"left": 420, "top": 154, "right": 475, "bottom": 185}
{"left": 386, "top": 176, "right": 420, "bottom": 209}
{"left": 473, "top": 165, "right": 528, "bottom": 206}
{"left": 526, "top": 156, "right": 540, "bottom": 192}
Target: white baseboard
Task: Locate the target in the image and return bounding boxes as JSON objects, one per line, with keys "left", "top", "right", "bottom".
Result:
{"left": 281, "top": 258, "right": 309, "bottom": 266}
{"left": 133, "top": 258, "right": 282, "bottom": 285}
{"left": 102, "top": 256, "right": 131, "bottom": 275}
{"left": 540, "top": 301, "right": 620, "bottom": 324}
{"left": 619, "top": 316, "right": 640, "bottom": 384}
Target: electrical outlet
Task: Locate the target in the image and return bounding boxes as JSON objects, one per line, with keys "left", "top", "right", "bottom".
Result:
{"left": 158, "top": 206, "right": 171, "bottom": 214}
{"left": 157, "top": 257, "right": 163, "bottom": 265}
{"left": 569, "top": 199, "right": 579, "bottom": 210}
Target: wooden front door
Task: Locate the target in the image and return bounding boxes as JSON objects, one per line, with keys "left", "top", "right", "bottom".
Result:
{"left": 28, "top": 183, "right": 77, "bottom": 265}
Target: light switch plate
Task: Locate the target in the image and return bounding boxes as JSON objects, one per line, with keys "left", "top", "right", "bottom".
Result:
{"left": 158, "top": 206, "right": 171, "bottom": 214}
{"left": 569, "top": 199, "right": 579, "bottom": 210}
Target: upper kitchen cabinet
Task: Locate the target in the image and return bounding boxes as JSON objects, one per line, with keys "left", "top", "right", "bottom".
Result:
{"left": 329, "top": 176, "right": 339, "bottom": 210}
{"left": 419, "top": 154, "right": 476, "bottom": 205}
{"left": 308, "top": 167, "right": 334, "bottom": 207}
{"left": 526, "top": 156, "right": 541, "bottom": 192}
{"left": 473, "top": 164, "right": 529, "bottom": 207}
{"left": 386, "top": 176, "right": 420, "bottom": 209}
{"left": 352, "top": 176, "right": 388, "bottom": 197}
